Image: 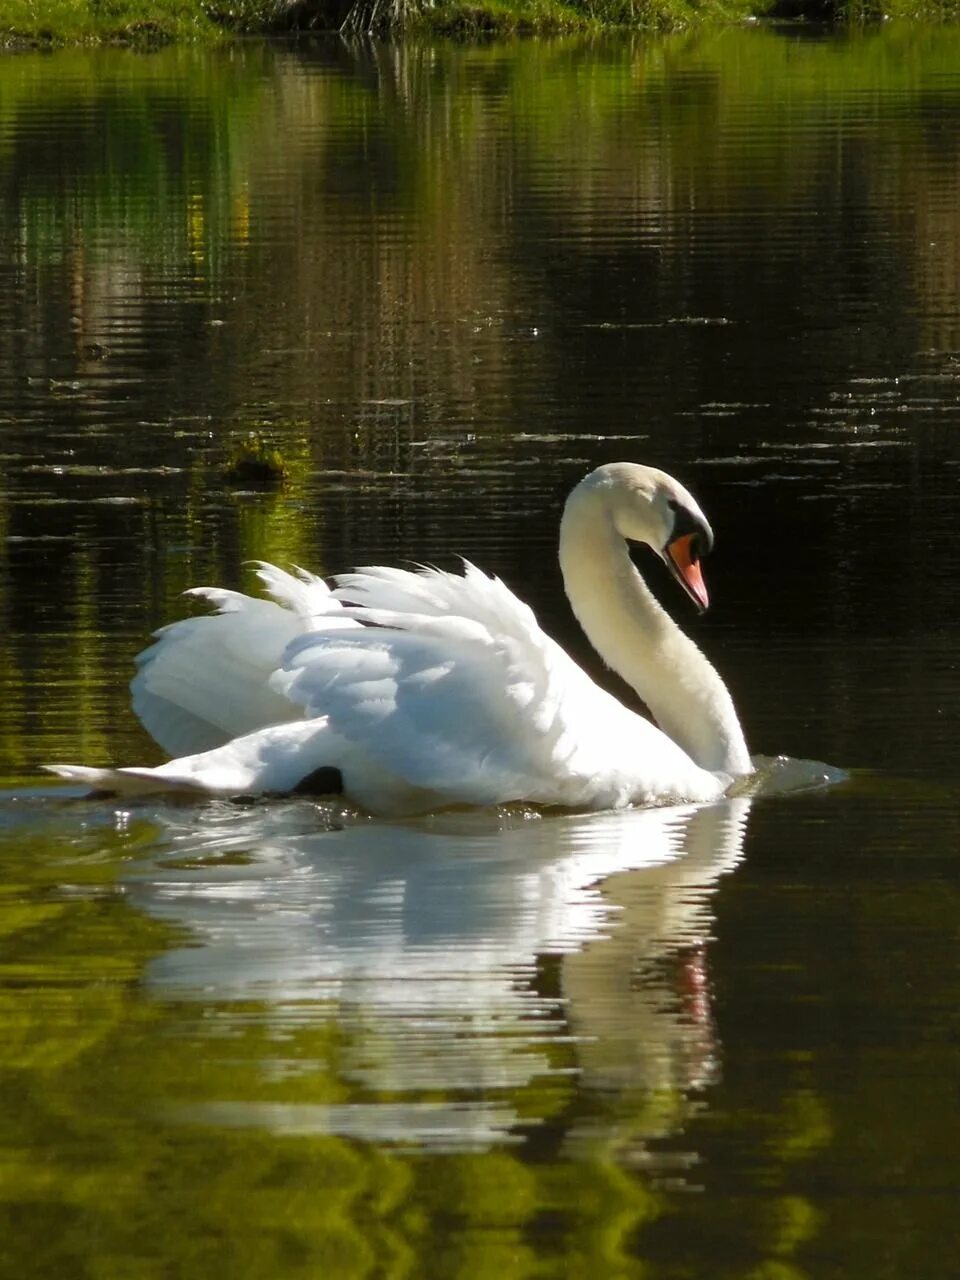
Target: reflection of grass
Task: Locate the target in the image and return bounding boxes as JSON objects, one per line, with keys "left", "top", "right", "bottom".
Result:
{"left": 0, "top": 48, "right": 264, "bottom": 271}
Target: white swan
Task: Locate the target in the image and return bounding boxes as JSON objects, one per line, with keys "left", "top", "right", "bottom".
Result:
{"left": 47, "top": 462, "right": 753, "bottom": 814}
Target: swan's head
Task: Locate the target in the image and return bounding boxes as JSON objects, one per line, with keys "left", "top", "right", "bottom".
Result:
{"left": 574, "top": 463, "right": 715, "bottom": 610}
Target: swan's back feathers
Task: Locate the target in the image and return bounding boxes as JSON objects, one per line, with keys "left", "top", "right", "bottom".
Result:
{"left": 277, "top": 564, "right": 721, "bottom": 810}
{"left": 334, "top": 561, "right": 539, "bottom": 635}
{"left": 279, "top": 621, "right": 554, "bottom": 807}
{"left": 132, "top": 564, "right": 356, "bottom": 757}
{"left": 253, "top": 562, "right": 358, "bottom": 627}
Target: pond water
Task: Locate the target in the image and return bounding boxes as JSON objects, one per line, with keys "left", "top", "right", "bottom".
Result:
{"left": 1, "top": 24, "right": 959, "bottom": 1278}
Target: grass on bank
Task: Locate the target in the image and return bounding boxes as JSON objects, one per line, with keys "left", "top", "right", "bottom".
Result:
{"left": 408, "top": 0, "right": 760, "bottom": 35}
{"left": 410, "top": 0, "right": 960, "bottom": 31}
{"left": 0, "top": 0, "right": 757, "bottom": 44}
{"left": 2, "top": 0, "right": 959, "bottom": 47}
{"left": 849, "top": 0, "right": 960, "bottom": 14}
{"left": 0, "top": 0, "right": 208, "bottom": 44}
{"left": 0, "top": 0, "right": 294, "bottom": 45}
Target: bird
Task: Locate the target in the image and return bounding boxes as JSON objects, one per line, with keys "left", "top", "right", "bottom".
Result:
{"left": 47, "top": 462, "right": 753, "bottom": 815}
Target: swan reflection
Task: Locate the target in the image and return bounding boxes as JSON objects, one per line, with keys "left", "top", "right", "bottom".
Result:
{"left": 129, "top": 796, "right": 751, "bottom": 1153}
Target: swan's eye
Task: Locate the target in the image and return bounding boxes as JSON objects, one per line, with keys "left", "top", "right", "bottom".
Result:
{"left": 665, "top": 497, "right": 713, "bottom": 559}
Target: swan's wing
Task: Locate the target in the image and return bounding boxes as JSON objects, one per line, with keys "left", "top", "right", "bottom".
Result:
{"left": 334, "top": 561, "right": 542, "bottom": 632}
{"left": 133, "top": 564, "right": 356, "bottom": 756}
{"left": 276, "top": 564, "right": 713, "bottom": 810}
{"left": 253, "top": 562, "right": 358, "bottom": 629}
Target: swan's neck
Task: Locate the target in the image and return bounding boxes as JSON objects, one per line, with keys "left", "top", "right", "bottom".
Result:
{"left": 558, "top": 499, "right": 752, "bottom": 776}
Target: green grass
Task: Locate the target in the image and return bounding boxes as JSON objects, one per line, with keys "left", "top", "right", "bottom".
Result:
{"left": 0, "top": 0, "right": 218, "bottom": 44}
{"left": 409, "top": 0, "right": 593, "bottom": 35}
{"left": 0, "top": 0, "right": 295, "bottom": 45}
{"left": 1, "top": 0, "right": 958, "bottom": 46}
{"left": 387, "top": 0, "right": 763, "bottom": 34}
{"left": 841, "top": 0, "right": 960, "bottom": 15}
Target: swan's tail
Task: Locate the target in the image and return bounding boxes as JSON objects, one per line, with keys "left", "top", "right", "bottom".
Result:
{"left": 44, "top": 718, "right": 349, "bottom": 800}
{"left": 43, "top": 764, "right": 206, "bottom": 796}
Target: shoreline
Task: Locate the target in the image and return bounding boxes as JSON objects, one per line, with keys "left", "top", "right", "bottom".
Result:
{"left": 1, "top": 0, "right": 956, "bottom": 49}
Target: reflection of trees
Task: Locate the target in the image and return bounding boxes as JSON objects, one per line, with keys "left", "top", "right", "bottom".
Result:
{"left": 6, "top": 30, "right": 960, "bottom": 471}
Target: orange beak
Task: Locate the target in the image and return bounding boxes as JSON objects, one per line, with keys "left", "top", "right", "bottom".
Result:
{"left": 666, "top": 533, "right": 709, "bottom": 611}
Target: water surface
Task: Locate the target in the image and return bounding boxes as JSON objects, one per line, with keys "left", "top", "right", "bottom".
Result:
{"left": 1, "top": 27, "right": 959, "bottom": 1279}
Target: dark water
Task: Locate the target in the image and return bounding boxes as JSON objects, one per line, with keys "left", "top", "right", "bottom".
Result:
{"left": 1, "top": 26, "right": 959, "bottom": 1279}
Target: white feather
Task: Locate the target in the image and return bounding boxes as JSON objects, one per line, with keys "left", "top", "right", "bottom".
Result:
{"left": 131, "top": 564, "right": 355, "bottom": 756}
{"left": 276, "top": 570, "right": 716, "bottom": 809}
